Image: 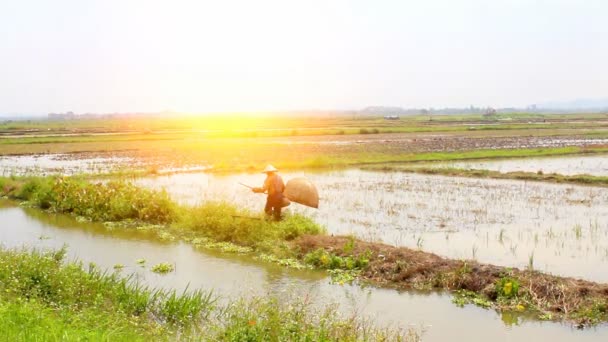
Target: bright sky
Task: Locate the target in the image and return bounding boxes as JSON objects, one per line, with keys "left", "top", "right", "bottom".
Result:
{"left": 1, "top": 0, "right": 606, "bottom": 114}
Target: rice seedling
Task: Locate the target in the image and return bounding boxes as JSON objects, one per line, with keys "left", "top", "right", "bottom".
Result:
{"left": 574, "top": 224, "right": 583, "bottom": 239}
{"left": 528, "top": 252, "right": 535, "bottom": 271}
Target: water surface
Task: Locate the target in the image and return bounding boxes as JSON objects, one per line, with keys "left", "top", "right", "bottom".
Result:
{"left": 135, "top": 170, "right": 608, "bottom": 282}
{"left": 432, "top": 154, "right": 608, "bottom": 176}
{"left": 1, "top": 202, "right": 606, "bottom": 341}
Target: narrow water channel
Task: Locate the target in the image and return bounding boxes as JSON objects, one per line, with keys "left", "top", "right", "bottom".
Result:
{"left": 1, "top": 201, "right": 606, "bottom": 341}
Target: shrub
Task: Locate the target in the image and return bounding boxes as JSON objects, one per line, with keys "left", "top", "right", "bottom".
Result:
{"left": 304, "top": 249, "right": 369, "bottom": 270}
{"left": 275, "top": 214, "right": 324, "bottom": 240}
{"left": 0, "top": 247, "right": 215, "bottom": 326}
{"left": 177, "top": 203, "right": 323, "bottom": 248}
{"left": 495, "top": 276, "right": 520, "bottom": 299}
{"left": 359, "top": 128, "right": 379, "bottom": 134}
{"left": 46, "top": 178, "right": 175, "bottom": 223}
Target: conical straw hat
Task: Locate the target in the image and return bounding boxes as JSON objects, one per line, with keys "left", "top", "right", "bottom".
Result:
{"left": 262, "top": 165, "right": 278, "bottom": 173}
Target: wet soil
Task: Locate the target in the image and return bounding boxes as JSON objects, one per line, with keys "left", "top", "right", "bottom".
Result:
{"left": 294, "top": 235, "right": 608, "bottom": 326}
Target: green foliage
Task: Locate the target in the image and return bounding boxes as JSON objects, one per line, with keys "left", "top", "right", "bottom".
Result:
{"left": 48, "top": 178, "right": 175, "bottom": 223}
{"left": 177, "top": 203, "right": 323, "bottom": 249}
{"left": 0, "top": 300, "right": 152, "bottom": 341}
{"left": 0, "top": 248, "right": 416, "bottom": 340}
{"left": 343, "top": 236, "right": 356, "bottom": 254}
{"left": 256, "top": 254, "right": 309, "bottom": 269}
{"left": 159, "top": 289, "right": 214, "bottom": 325}
{"left": 14, "top": 177, "right": 51, "bottom": 202}
{"left": 151, "top": 262, "right": 175, "bottom": 274}
{"left": 359, "top": 128, "right": 380, "bottom": 134}
{"left": 495, "top": 276, "right": 521, "bottom": 299}
{"left": 0, "top": 177, "right": 175, "bottom": 224}
{"left": 572, "top": 301, "right": 608, "bottom": 325}
{"left": 304, "top": 249, "right": 370, "bottom": 270}
{"left": 215, "top": 296, "right": 411, "bottom": 341}
{"left": 327, "top": 269, "right": 361, "bottom": 284}
{"left": 1, "top": 176, "right": 326, "bottom": 255}
{"left": 275, "top": 214, "right": 324, "bottom": 240}
{"left": 452, "top": 290, "right": 492, "bottom": 309}
{"left": 0, "top": 247, "right": 215, "bottom": 330}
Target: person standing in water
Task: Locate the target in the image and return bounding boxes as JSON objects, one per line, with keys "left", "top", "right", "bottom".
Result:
{"left": 252, "top": 165, "right": 285, "bottom": 220}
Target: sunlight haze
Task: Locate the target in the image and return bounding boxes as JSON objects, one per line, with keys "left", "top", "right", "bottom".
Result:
{"left": 1, "top": 0, "right": 606, "bottom": 114}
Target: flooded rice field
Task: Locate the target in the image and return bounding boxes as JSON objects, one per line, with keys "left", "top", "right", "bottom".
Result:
{"left": 0, "top": 154, "right": 134, "bottom": 176}
{"left": 135, "top": 170, "right": 608, "bottom": 283}
{"left": 431, "top": 154, "right": 608, "bottom": 176}
{"left": 1, "top": 201, "right": 606, "bottom": 341}
{"left": 0, "top": 154, "right": 209, "bottom": 176}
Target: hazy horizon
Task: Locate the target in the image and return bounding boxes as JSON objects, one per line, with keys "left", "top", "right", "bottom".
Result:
{"left": 1, "top": 0, "right": 607, "bottom": 115}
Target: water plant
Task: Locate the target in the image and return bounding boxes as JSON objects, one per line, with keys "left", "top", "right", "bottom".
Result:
{"left": 303, "top": 248, "right": 370, "bottom": 271}
{"left": 495, "top": 275, "right": 520, "bottom": 299}
{"left": 151, "top": 262, "right": 175, "bottom": 274}
{"left": 528, "top": 252, "right": 535, "bottom": 271}
{"left": 574, "top": 224, "right": 583, "bottom": 239}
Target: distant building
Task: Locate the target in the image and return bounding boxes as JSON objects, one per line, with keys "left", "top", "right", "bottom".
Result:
{"left": 383, "top": 115, "right": 399, "bottom": 120}
{"left": 48, "top": 111, "right": 76, "bottom": 120}
{"left": 483, "top": 108, "right": 497, "bottom": 117}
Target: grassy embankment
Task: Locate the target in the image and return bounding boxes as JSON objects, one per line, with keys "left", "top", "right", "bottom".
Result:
{"left": 365, "top": 166, "right": 608, "bottom": 187}
{"left": 293, "top": 146, "right": 608, "bottom": 171}
{"left": 0, "top": 248, "right": 412, "bottom": 341}
{"left": 1, "top": 176, "right": 607, "bottom": 326}
{"left": 0, "top": 177, "right": 322, "bottom": 252}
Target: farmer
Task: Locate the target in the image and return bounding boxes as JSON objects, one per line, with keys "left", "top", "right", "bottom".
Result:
{"left": 252, "top": 165, "right": 285, "bottom": 220}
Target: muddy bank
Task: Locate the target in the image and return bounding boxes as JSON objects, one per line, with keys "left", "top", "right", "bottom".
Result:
{"left": 294, "top": 235, "right": 608, "bottom": 327}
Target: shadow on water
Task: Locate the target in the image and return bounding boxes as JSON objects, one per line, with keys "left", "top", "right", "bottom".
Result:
{"left": 1, "top": 200, "right": 607, "bottom": 341}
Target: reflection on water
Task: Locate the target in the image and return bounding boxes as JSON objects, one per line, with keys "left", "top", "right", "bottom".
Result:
{"left": 432, "top": 154, "right": 608, "bottom": 176}
{"left": 134, "top": 169, "right": 608, "bottom": 283}
{"left": 1, "top": 202, "right": 606, "bottom": 341}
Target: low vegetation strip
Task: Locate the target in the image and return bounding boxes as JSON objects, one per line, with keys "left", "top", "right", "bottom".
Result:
{"left": 365, "top": 166, "right": 608, "bottom": 187}
{"left": 293, "top": 236, "right": 608, "bottom": 327}
{"left": 0, "top": 176, "right": 323, "bottom": 250}
{"left": 0, "top": 247, "right": 213, "bottom": 340}
{"left": 1, "top": 176, "right": 607, "bottom": 326}
{"left": 0, "top": 248, "right": 416, "bottom": 341}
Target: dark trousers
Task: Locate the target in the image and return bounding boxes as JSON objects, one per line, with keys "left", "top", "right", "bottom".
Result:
{"left": 264, "top": 194, "right": 283, "bottom": 220}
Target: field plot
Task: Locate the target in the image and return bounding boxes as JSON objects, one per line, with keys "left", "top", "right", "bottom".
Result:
{"left": 1, "top": 201, "right": 606, "bottom": 342}
{"left": 2, "top": 114, "right": 608, "bottom": 338}
{"left": 2, "top": 129, "right": 608, "bottom": 173}
{"left": 0, "top": 154, "right": 135, "bottom": 176}
{"left": 136, "top": 169, "right": 608, "bottom": 282}
{"left": 433, "top": 154, "right": 608, "bottom": 176}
